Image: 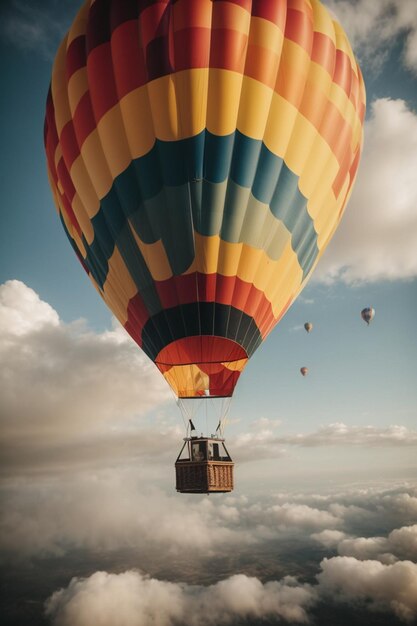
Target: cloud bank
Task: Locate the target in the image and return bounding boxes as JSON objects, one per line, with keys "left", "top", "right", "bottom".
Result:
{"left": 313, "top": 524, "right": 417, "bottom": 564}
{"left": 45, "top": 570, "right": 315, "bottom": 626}
{"left": 45, "top": 554, "right": 417, "bottom": 626}
{"left": 318, "top": 556, "right": 417, "bottom": 622}
{"left": 0, "top": 280, "right": 172, "bottom": 476}
{"left": 315, "top": 98, "right": 417, "bottom": 284}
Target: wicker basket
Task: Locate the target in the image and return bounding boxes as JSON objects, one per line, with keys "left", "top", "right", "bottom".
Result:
{"left": 175, "top": 460, "right": 234, "bottom": 493}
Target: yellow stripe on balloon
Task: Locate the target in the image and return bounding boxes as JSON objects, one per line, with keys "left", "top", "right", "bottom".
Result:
{"left": 163, "top": 365, "right": 209, "bottom": 398}
{"left": 54, "top": 144, "right": 63, "bottom": 171}
{"left": 311, "top": 0, "right": 336, "bottom": 40}
{"left": 46, "top": 170, "right": 60, "bottom": 215}
{"left": 298, "top": 131, "right": 339, "bottom": 202}
{"left": 248, "top": 15, "right": 284, "bottom": 51}
{"left": 186, "top": 232, "right": 303, "bottom": 318}
{"left": 207, "top": 69, "right": 245, "bottom": 136}
{"left": 264, "top": 94, "right": 298, "bottom": 158}
{"left": 174, "top": 69, "right": 210, "bottom": 139}
{"left": 285, "top": 113, "right": 323, "bottom": 179}
{"left": 66, "top": 1, "right": 89, "bottom": 48}
{"left": 78, "top": 129, "right": 113, "bottom": 202}
{"left": 263, "top": 243, "right": 303, "bottom": 315}
{"left": 316, "top": 177, "right": 349, "bottom": 249}
{"left": 95, "top": 105, "right": 133, "bottom": 180}
{"left": 71, "top": 227, "right": 87, "bottom": 258}
{"left": 222, "top": 358, "right": 248, "bottom": 372}
{"left": 237, "top": 76, "right": 274, "bottom": 140}
{"left": 67, "top": 67, "right": 89, "bottom": 116}
{"left": 102, "top": 246, "right": 138, "bottom": 325}
{"left": 128, "top": 223, "right": 173, "bottom": 282}
{"left": 146, "top": 69, "right": 209, "bottom": 141}
{"left": 71, "top": 194, "right": 94, "bottom": 244}
{"left": 119, "top": 88, "right": 156, "bottom": 158}
{"left": 70, "top": 151, "right": 100, "bottom": 219}
{"left": 51, "top": 37, "right": 72, "bottom": 136}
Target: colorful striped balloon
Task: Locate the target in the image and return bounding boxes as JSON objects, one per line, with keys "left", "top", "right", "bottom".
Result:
{"left": 44, "top": 0, "right": 365, "bottom": 398}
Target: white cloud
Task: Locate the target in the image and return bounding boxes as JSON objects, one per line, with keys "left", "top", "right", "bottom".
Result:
{"left": 0, "top": 279, "right": 59, "bottom": 335}
{"left": 0, "top": 280, "right": 172, "bottom": 475}
{"left": 315, "top": 98, "right": 417, "bottom": 284}
{"left": 45, "top": 570, "right": 316, "bottom": 626}
{"left": 310, "top": 529, "right": 349, "bottom": 548}
{"left": 317, "top": 556, "right": 417, "bottom": 621}
{"left": 245, "top": 502, "right": 343, "bottom": 534}
{"left": 0, "top": 474, "right": 250, "bottom": 559}
{"left": 331, "top": 524, "right": 417, "bottom": 562}
{"left": 43, "top": 553, "right": 417, "bottom": 626}
{"left": 326, "top": 0, "right": 417, "bottom": 74}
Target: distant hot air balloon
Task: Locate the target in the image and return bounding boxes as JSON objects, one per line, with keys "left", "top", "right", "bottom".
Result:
{"left": 304, "top": 322, "right": 313, "bottom": 333}
{"left": 361, "top": 307, "right": 375, "bottom": 325}
{"left": 300, "top": 367, "right": 309, "bottom": 377}
{"left": 44, "top": 0, "right": 365, "bottom": 493}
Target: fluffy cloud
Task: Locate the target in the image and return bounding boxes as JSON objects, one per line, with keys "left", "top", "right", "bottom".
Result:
{"left": 310, "top": 529, "right": 349, "bottom": 548}
{"left": 45, "top": 570, "right": 316, "bottom": 626}
{"left": 318, "top": 556, "right": 417, "bottom": 621}
{"left": 45, "top": 556, "right": 417, "bottom": 626}
{"left": 326, "top": 0, "right": 417, "bottom": 74}
{"left": 313, "top": 524, "right": 417, "bottom": 563}
{"left": 259, "top": 503, "right": 342, "bottom": 531}
{"left": 0, "top": 474, "right": 251, "bottom": 559}
{"left": 315, "top": 98, "right": 417, "bottom": 283}
{"left": 0, "top": 280, "right": 172, "bottom": 476}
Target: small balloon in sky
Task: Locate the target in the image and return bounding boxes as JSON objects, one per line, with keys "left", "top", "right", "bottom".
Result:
{"left": 300, "top": 367, "right": 309, "bottom": 377}
{"left": 304, "top": 322, "right": 313, "bottom": 333}
{"left": 361, "top": 307, "right": 375, "bottom": 325}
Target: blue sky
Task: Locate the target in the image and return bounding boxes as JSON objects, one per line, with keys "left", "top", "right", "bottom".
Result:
{"left": 0, "top": 1, "right": 417, "bottom": 625}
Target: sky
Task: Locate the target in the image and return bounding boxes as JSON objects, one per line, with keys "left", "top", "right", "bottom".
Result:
{"left": 0, "top": 1, "right": 416, "bottom": 625}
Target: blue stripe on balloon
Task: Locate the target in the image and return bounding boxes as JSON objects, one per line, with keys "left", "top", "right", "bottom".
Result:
{"left": 84, "top": 130, "right": 319, "bottom": 294}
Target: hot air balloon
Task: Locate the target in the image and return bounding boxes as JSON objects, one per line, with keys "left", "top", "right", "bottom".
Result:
{"left": 300, "top": 367, "right": 309, "bottom": 377}
{"left": 44, "top": 0, "right": 365, "bottom": 493}
{"left": 361, "top": 307, "right": 375, "bottom": 325}
{"left": 304, "top": 322, "right": 313, "bottom": 333}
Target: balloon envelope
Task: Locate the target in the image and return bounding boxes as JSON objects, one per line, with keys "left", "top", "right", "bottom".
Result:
{"left": 304, "top": 322, "right": 313, "bottom": 333}
{"left": 361, "top": 307, "right": 375, "bottom": 325}
{"left": 44, "top": 0, "right": 365, "bottom": 398}
{"left": 300, "top": 367, "right": 309, "bottom": 377}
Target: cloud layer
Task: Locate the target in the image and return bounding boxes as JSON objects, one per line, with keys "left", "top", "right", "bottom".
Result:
{"left": 45, "top": 570, "right": 315, "bottom": 626}
{"left": 45, "top": 554, "right": 417, "bottom": 626}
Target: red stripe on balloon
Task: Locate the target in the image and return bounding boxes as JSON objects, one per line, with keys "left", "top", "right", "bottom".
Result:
{"left": 285, "top": 8, "right": 313, "bottom": 53}
{"left": 66, "top": 35, "right": 86, "bottom": 80}
{"left": 155, "top": 273, "right": 276, "bottom": 338}
{"left": 252, "top": 0, "right": 287, "bottom": 27}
